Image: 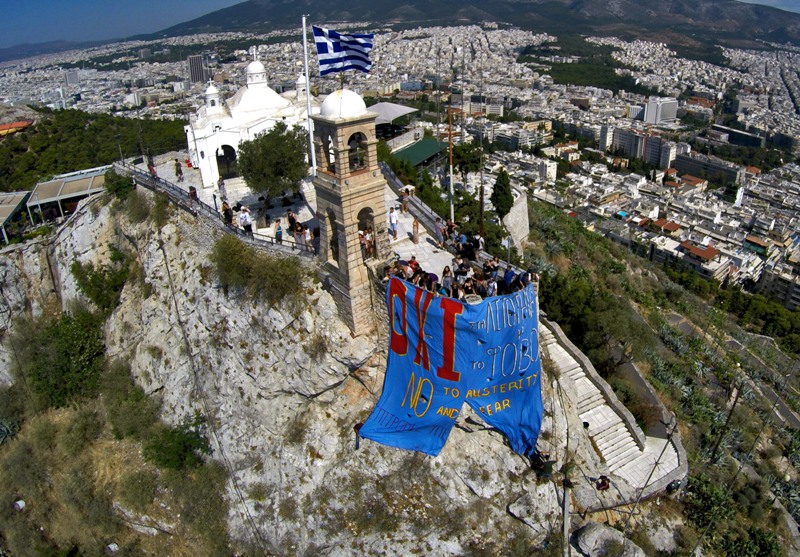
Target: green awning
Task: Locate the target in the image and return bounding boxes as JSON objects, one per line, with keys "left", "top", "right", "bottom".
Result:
{"left": 394, "top": 138, "right": 446, "bottom": 167}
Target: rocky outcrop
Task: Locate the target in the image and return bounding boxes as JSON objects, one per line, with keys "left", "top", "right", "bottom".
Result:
{"left": 572, "top": 522, "right": 646, "bottom": 557}
{"left": 0, "top": 190, "right": 666, "bottom": 554}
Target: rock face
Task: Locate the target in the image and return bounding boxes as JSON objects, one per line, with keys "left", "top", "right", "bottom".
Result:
{"left": 0, "top": 191, "right": 619, "bottom": 554}
{"left": 572, "top": 522, "right": 646, "bottom": 557}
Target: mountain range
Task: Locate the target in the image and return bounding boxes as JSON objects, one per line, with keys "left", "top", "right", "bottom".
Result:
{"left": 156, "top": 0, "right": 800, "bottom": 48}
{"left": 2, "top": 0, "right": 799, "bottom": 63}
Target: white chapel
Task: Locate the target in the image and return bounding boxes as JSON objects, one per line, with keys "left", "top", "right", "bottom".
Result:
{"left": 185, "top": 59, "right": 319, "bottom": 188}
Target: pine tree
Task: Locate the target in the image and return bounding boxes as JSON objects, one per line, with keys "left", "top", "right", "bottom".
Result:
{"left": 491, "top": 168, "right": 513, "bottom": 220}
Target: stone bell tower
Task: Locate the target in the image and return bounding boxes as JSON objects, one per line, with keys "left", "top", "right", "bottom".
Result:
{"left": 311, "top": 89, "right": 390, "bottom": 335}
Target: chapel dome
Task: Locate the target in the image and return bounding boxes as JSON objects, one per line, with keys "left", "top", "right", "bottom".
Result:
{"left": 246, "top": 60, "right": 266, "bottom": 76}
{"left": 205, "top": 83, "right": 219, "bottom": 96}
{"left": 320, "top": 89, "right": 368, "bottom": 119}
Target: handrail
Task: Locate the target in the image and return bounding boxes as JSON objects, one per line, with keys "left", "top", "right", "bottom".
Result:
{"left": 380, "top": 162, "right": 443, "bottom": 235}
{"left": 114, "top": 162, "right": 316, "bottom": 259}
{"left": 379, "top": 162, "right": 528, "bottom": 277}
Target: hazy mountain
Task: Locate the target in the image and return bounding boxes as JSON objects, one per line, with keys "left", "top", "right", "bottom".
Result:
{"left": 4, "top": 0, "right": 799, "bottom": 62}
{"left": 736, "top": 0, "right": 800, "bottom": 14}
{"left": 154, "top": 0, "right": 800, "bottom": 48}
{"left": 0, "top": 40, "right": 108, "bottom": 63}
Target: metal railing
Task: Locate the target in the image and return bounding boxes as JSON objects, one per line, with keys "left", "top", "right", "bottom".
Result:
{"left": 379, "top": 162, "right": 531, "bottom": 280}
{"left": 114, "top": 162, "right": 316, "bottom": 259}
{"left": 380, "top": 162, "right": 444, "bottom": 237}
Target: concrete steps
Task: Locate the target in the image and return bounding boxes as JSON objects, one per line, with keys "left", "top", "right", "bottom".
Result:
{"left": 606, "top": 444, "right": 642, "bottom": 470}
{"left": 541, "top": 323, "right": 682, "bottom": 486}
{"left": 594, "top": 423, "right": 632, "bottom": 450}
{"left": 580, "top": 405, "right": 619, "bottom": 434}
{"left": 616, "top": 437, "right": 680, "bottom": 486}
{"left": 610, "top": 447, "right": 643, "bottom": 471}
{"left": 577, "top": 391, "right": 605, "bottom": 414}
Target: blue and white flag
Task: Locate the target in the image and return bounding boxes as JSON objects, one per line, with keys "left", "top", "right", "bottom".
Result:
{"left": 312, "top": 26, "right": 374, "bottom": 76}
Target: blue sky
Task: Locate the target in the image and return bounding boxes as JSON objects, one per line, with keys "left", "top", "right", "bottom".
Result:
{"left": 3, "top": 0, "right": 800, "bottom": 50}
{"left": 737, "top": 0, "right": 800, "bottom": 12}
{"left": 1, "top": 0, "right": 244, "bottom": 48}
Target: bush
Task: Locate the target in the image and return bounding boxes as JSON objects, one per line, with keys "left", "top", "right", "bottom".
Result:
{"left": 104, "top": 169, "right": 134, "bottom": 199}
{"left": 143, "top": 414, "right": 211, "bottom": 470}
{"left": 210, "top": 235, "right": 306, "bottom": 308}
{"left": 124, "top": 190, "right": 151, "bottom": 223}
{"left": 19, "top": 224, "right": 54, "bottom": 242}
{"left": 58, "top": 458, "right": 121, "bottom": 535}
{"left": 304, "top": 332, "right": 328, "bottom": 362}
{"left": 151, "top": 191, "right": 170, "bottom": 228}
{"left": 685, "top": 473, "right": 733, "bottom": 528}
{"left": 101, "top": 360, "right": 159, "bottom": 440}
{"left": 164, "top": 461, "right": 231, "bottom": 554}
{"left": 11, "top": 304, "right": 105, "bottom": 410}
{"left": 211, "top": 234, "right": 252, "bottom": 291}
{"left": 0, "top": 384, "right": 25, "bottom": 439}
{"left": 70, "top": 245, "right": 130, "bottom": 314}
{"left": 629, "top": 528, "right": 656, "bottom": 556}
{"left": 0, "top": 438, "right": 49, "bottom": 500}
{"left": 58, "top": 407, "right": 103, "bottom": 457}
{"left": 118, "top": 469, "right": 159, "bottom": 513}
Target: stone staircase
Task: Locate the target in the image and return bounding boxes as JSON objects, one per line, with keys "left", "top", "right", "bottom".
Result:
{"left": 541, "top": 325, "right": 680, "bottom": 486}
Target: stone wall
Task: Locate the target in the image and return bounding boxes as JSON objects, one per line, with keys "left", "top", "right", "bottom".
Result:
{"left": 503, "top": 187, "right": 530, "bottom": 249}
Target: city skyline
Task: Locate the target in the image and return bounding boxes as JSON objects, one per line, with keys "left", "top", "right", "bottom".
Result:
{"left": 2, "top": 0, "right": 800, "bottom": 50}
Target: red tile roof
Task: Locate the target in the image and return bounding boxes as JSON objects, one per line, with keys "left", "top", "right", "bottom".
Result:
{"left": 681, "top": 175, "right": 707, "bottom": 187}
{"left": 679, "top": 240, "right": 718, "bottom": 261}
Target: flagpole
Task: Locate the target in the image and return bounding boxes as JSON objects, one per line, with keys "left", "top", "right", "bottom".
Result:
{"left": 302, "top": 15, "right": 317, "bottom": 176}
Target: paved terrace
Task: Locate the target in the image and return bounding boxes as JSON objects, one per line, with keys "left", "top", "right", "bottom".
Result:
{"left": 122, "top": 153, "right": 687, "bottom": 505}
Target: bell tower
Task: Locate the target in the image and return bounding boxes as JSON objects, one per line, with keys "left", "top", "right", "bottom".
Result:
{"left": 311, "top": 89, "right": 390, "bottom": 335}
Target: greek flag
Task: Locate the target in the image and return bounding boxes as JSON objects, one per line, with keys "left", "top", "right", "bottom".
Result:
{"left": 312, "top": 26, "right": 374, "bottom": 76}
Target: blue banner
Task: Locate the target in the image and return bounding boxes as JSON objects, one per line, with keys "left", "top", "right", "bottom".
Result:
{"left": 359, "top": 277, "right": 543, "bottom": 457}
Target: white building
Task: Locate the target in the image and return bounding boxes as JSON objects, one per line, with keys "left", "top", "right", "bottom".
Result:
{"left": 644, "top": 96, "right": 678, "bottom": 125}
{"left": 660, "top": 141, "right": 677, "bottom": 169}
{"left": 185, "top": 60, "right": 320, "bottom": 188}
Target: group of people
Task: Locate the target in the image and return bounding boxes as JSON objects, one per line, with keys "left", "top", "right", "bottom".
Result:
{"left": 220, "top": 201, "right": 253, "bottom": 237}
{"left": 432, "top": 217, "right": 485, "bottom": 261}
{"left": 385, "top": 253, "right": 535, "bottom": 302}
{"left": 219, "top": 203, "right": 320, "bottom": 253}
{"left": 359, "top": 227, "right": 377, "bottom": 259}
{"left": 283, "top": 209, "right": 320, "bottom": 254}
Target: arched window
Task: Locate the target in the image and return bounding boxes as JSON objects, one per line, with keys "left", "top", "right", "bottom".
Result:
{"left": 357, "top": 207, "right": 375, "bottom": 259}
{"left": 347, "top": 132, "right": 367, "bottom": 171}
{"left": 327, "top": 209, "right": 340, "bottom": 266}
{"left": 323, "top": 134, "right": 335, "bottom": 173}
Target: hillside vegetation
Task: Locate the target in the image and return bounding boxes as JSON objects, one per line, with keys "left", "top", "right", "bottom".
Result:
{"left": 0, "top": 193, "right": 230, "bottom": 556}
{"left": 526, "top": 200, "right": 791, "bottom": 556}
{"left": 0, "top": 108, "right": 185, "bottom": 192}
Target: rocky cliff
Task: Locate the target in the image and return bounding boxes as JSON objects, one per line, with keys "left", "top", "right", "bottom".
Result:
{"left": 0, "top": 190, "right": 652, "bottom": 555}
